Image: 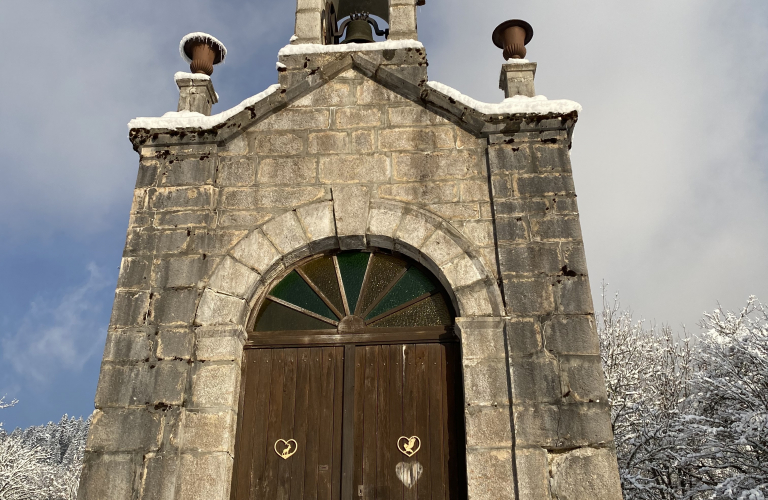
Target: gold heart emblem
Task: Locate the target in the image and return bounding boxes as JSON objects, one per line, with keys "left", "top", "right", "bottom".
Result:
{"left": 397, "top": 436, "right": 421, "bottom": 457}
{"left": 274, "top": 439, "right": 298, "bottom": 460}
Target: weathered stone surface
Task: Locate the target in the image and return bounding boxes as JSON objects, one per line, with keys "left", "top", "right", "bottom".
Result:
{"left": 463, "top": 359, "right": 509, "bottom": 406}
{"left": 335, "top": 107, "right": 382, "bottom": 128}
{"left": 465, "top": 406, "right": 513, "bottom": 448}
{"left": 515, "top": 447, "right": 551, "bottom": 500}
{"left": 220, "top": 186, "right": 328, "bottom": 208}
{"left": 393, "top": 151, "right": 480, "bottom": 180}
{"left": 216, "top": 158, "right": 255, "bottom": 186}
{"left": 296, "top": 201, "right": 335, "bottom": 241}
{"left": 208, "top": 257, "right": 260, "bottom": 299}
{"left": 394, "top": 212, "right": 436, "bottom": 249}
{"left": 421, "top": 230, "right": 463, "bottom": 266}
{"left": 549, "top": 447, "right": 623, "bottom": 500}
{"left": 466, "top": 448, "right": 516, "bottom": 500}
{"left": 257, "top": 157, "right": 317, "bottom": 184}
{"left": 319, "top": 154, "right": 389, "bottom": 183}
{"left": 151, "top": 289, "right": 198, "bottom": 326}
{"left": 195, "top": 289, "right": 246, "bottom": 326}
{"left": 177, "top": 452, "right": 233, "bottom": 500}
{"left": 88, "top": 409, "right": 161, "bottom": 451}
{"left": 231, "top": 230, "right": 282, "bottom": 274}
{"left": 191, "top": 362, "right": 239, "bottom": 409}
{"left": 181, "top": 410, "right": 235, "bottom": 453}
{"left": 333, "top": 185, "right": 369, "bottom": 242}
{"left": 261, "top": 211, "right": 307, "bottom": 254}
{"left": 543, "top": 315, "right": 600, "bottom": 355}
{"left": 103, "top": 329, "right": 152, "bottom": 362}
{"left": 78, "top": 453, "right": 135, "bottom": 500}
{"left": 141, "top": 453, "right": 179, "bottom": 500}
{"left": 504, "top": 278, "right": 555, "bottom": 316}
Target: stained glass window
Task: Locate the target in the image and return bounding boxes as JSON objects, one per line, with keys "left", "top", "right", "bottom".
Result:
{"left": 253, "top": 251, "right": 453, "bottom": 332}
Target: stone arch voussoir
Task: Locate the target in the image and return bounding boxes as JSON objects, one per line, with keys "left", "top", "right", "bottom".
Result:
{"left": 194, "top": 197, "right": 503, "bottom": 330}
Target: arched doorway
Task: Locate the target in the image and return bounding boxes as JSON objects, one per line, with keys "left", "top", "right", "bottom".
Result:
{"left": 231, "top": 250, "right": 467, "bottom": 500}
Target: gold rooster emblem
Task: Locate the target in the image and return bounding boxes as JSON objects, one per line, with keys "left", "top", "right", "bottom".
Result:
{"left": 397, "top": 436, "right": 421, "bottom": 457}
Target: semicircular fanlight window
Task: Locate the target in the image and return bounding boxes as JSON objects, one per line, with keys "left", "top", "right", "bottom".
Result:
{"left": 253, "top": 251, "right": 453, "bottom": 332}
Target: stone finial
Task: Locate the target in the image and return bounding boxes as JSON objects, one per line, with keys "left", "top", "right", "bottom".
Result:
{"left": 492, "top": 20, "right": 534, "bottom": 60}
{"left": 179, "top": 32, "right": 227, "bottom": 76}
{"left": 499, "top": 61, "right": 537, "bottom": 98}
{"left": 175, "top": 73, "right": 218, "bottom": 116}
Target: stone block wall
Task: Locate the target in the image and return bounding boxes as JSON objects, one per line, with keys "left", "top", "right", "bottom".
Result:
{"left": 79, "top": 47, "right": 621, "bottom": 499}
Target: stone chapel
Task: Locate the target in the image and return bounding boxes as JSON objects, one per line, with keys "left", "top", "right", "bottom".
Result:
{"left": 77, "top": 1, "right": 623, "bottom": 498}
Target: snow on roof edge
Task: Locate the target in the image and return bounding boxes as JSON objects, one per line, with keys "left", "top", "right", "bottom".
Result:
{"left": 128, "top": 84, "right": 281, "bottom": 131}
{"left": 426, "top": 81, "right": 582, "bottom": 116}
{"left": 278, "top": 39, "right": 423, "bottom": 57}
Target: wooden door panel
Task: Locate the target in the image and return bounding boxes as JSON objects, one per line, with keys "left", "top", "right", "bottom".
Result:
{"left": 233, "top": 347, "right": 344, "bottom": 500}
{"left": 354, "top": 344, "right": 465, "bottom": 500}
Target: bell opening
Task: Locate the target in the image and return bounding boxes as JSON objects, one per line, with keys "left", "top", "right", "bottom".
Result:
{"left": 339, "top": 14, "right": 388, "bottom": 44}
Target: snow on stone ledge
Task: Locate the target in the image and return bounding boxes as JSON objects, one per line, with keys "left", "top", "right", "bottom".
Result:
{"left": 278, "top": 39, "right": 423, "bottom": 57}
{"left": 128, "top": 84, "right": 281, "bottom": 130}
{"left": 174, "top": 71, "right": 211, "bottom": 82}
{"left": 426, "top": 81, "right": 582, "bottom": 116}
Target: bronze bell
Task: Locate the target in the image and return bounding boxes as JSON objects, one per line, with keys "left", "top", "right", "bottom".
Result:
{"left": 342, "top": 19, "right": 375, "bottom": 43}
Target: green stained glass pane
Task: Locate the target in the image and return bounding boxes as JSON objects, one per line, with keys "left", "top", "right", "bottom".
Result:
{"left": 369, "top": 294, "right": 452, "bottom": 328}
{"left": 336, "top": 252, "right": 370, "bottom": 315}
{"left": 356, "top": 254, "right": 408, "bottom": 317}
{"left": 254, "top": 300, "right": 336, "bottom": 331}
{"left": 269, "top": 271, "right": 338, "bottom": 320}
{"left": 366, "top": 266, "right": 436, "bottom": 320}
{"left": 301, "top": 257, "right": 344, "bottom": 315}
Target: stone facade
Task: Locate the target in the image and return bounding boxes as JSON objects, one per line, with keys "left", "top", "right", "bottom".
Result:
{"left": 79, "top": 21, "right": 622, "bottom": 500}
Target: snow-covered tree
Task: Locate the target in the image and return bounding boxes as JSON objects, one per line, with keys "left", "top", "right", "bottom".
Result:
{"left": 0, "top": 402, "right": 89, "bottom": 500}
{"left": 600, "top": 289, "right": 768, "bottom": 500}
{"left": 598, "top": 286, "right": 696, "bottom": 498}
{"left": 685, "top": 297, "right": 768, "bottom": 499}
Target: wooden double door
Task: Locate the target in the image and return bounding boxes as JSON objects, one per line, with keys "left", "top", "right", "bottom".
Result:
{"left": 231, "top": 342, "right": 466, "bottom": 500}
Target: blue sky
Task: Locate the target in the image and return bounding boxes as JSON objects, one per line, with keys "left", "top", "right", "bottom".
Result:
{"left": 1, "top": 1, "right": 766, "bottom": 430}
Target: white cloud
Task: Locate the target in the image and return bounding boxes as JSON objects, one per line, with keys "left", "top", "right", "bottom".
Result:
{"left": 2, "top": 264, "right": 111, "bottom": 383}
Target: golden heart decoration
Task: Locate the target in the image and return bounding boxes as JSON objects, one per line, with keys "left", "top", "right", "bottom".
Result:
{"left": 397, "top": 436, "right": 421, "bottom": 457}
{"left": 274, "top": 439, "right": 298, "bottom": 460}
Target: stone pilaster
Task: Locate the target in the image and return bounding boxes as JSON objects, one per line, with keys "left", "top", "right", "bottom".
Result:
{"left": 499, "top": 62, "right": 537, "bottom": 98}
{"left": 177, "top": 77, "right": 218, "bottom": 116}
{"left": 293, "top": 0, "right": 325, "bottom": 44}
{"left": 388, "top": 0, "right": 420, "bottom": 40}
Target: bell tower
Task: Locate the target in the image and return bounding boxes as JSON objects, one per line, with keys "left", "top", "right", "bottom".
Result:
{"left": 77, "top": 2, "right": 623, "bottom": 498}
{"left": 293, "top": 0, "right": 422, "bottom": 45}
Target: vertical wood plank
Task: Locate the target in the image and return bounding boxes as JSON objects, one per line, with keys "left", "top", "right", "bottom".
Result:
{"left": 363, "top": 346, "right": 378, "bottom": 498}
{"left": 290, "top": 349, "right": 311, "bottom": 500}
{"left": 247, "top": 350, "right": 274, "bottom": 500}
{"left": 276, "top": 349, "right": 298, "bottom": 500}
{"left": 428, "top": 345, "right": 447, "bottom": 500}
{"left": 389, "top": 345, "right": 405, "bottom": 500}
{"left": 403, "top": 345, "right": 418, "bottom": 500}
{"left": 414, "top": 345, "right": 431, "bottom": 500}
{"left": 376, "top": 345, "right": 391, "bottom": 500}
{"left": 341, "top": 345, "right": 357, "bottom": 500}
{"left": 304, "top": 348, "right": 322, "bottom": 500}
{"left": 317, "top": 347, "right": 335, "bottom": 500}
{"left": 263, "top": 350, "right": 286, "bottom": 500}
{"left": 331, "top": 346, "right": 345, "bottom": 500}
{"left": 353, "top": 346, "right": 366, "bottom": 496}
